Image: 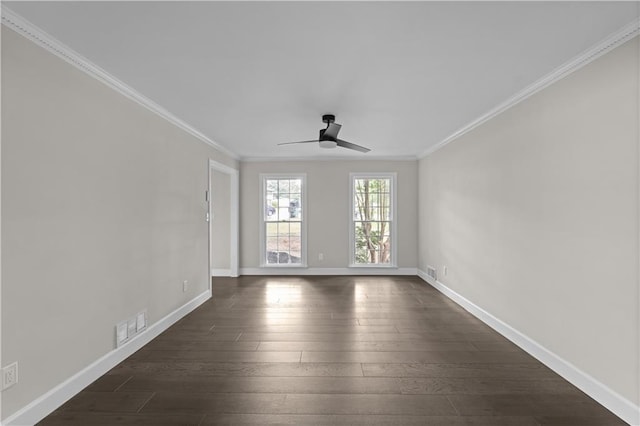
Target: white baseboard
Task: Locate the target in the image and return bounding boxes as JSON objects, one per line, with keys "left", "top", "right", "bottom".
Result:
{"left": 2, "top": 290, "right": 211, "bottom": 426}
{"left": 211, "top": 268, "right": 232, "bottom": 277}
{"left": 416, "top": 269, "right": 640, "bottom": 426}
{"left": 239, "top": 267, "right": 418, "bottom": 276}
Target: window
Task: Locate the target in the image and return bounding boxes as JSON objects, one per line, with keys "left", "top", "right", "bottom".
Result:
{"left": 350, "top": 173, "right": 396, "bottom": 266}
{"left": 261, "top": 174, "right": 306, "bottom": 266}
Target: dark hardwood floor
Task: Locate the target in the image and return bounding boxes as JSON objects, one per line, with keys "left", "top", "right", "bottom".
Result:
{"left": 39, "top": 276, "right": 626, "bottom": 425}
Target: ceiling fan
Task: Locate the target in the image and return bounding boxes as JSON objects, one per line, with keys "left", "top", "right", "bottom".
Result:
{"left": 278, "top": 114, "right": 371, "bottom": 153}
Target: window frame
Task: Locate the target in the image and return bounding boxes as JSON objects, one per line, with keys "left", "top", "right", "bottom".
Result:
{"left": 259, "top": 173, "right": 308, "bottom": 268}
{"left": 349, "top": 172, "right": 397, "bottom": 268}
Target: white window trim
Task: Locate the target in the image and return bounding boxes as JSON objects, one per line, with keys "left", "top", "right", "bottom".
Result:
{"left": 349, "top": 172, "right": 398, "bottom": 268}
{"left": 259, "top": 173, "right": 308, "bottom": 268}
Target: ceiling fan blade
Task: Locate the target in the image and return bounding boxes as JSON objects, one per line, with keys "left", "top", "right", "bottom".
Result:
{"left": 336, "top": 139, "right": 370, "bottom": 153}
{"left": 277, "top": 140, "right": 319, "bottom": 146}
{"left": 322, "top": 123, "right": 342, "bottom": 140}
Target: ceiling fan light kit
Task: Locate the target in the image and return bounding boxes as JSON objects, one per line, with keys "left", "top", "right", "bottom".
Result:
{"left": 278, "top": 114, "right": 371, "bottom": 153}
{"left": 319, "top": 140, "right": 338, "bottom": 149}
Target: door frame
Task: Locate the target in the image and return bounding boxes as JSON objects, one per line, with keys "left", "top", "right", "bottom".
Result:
{"left": 208, "top": 159, "right": 239, "bottom": 283}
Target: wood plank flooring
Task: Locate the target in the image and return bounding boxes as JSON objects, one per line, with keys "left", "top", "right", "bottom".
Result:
{"left": 38, "top": 276, "right": 627, "bottom": 425}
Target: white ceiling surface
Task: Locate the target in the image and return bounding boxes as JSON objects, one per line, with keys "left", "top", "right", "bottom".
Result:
{"left": 5, "top": 2, "right": 638, "bottom": 160}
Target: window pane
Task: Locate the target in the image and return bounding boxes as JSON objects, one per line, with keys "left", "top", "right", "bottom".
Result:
{"left": 277, "top": 222, "right": 290, "bottom": 235}
{"left": 263, "top": 176, "right": 304, "bottom": 265}
{"left": 266, "top": 179, "right": 278, "bottom": 195}
{"left": 266, "top": 222, "right": 278, "bottom": 236}
{"left": 288, "top": 196, "right": 301, "bottom": 221}
{"left": 289, "top": 222, "right": 301, "bottom": 235}
{"left": 266, "top": 236, "right": 278, "bottom": 263}
{"left": 277, "top": 236, "right": 290, "bottom": 254}
{"left": 354, "top": 221, "right": 391, "bottom": 264}
{"left": 265, "top": 200, "right": 277, "bottom": 221}
{"left": 352, "top": 176, "right": 393, "bottom": 265}
{"left": 288, "top": 237, "right": 301, "bottom": 262}
{"left": 278, "top": 180, "right": 290, "bottom": 194}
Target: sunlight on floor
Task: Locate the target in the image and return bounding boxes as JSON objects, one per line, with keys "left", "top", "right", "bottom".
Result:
{"left": 264, "top": 281, "right": 303, "bottom": 326}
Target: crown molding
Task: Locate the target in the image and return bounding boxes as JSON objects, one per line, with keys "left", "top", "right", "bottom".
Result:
{"left": 1, "top": 6, "right": 240, "bottom": 161}
{"left": 4, "top": 4, "right": 637, "bottom": 163}
{"left": 419, "top": 17, "right": 640, "bottom": 159}
{"left": 241, "top": 155, "right": 418, "bottom": 163}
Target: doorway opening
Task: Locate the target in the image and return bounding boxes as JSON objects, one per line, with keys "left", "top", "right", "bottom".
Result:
{"left": 208, "top": 160, "right": 239, "bottom": 284}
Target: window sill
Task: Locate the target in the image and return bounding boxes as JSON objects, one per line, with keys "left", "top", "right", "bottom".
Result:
{"left": 260, "top": 264, "right": 308, "bottom": 268}
{"left": 348, "top": 264, "right": 397, "bottom": 268}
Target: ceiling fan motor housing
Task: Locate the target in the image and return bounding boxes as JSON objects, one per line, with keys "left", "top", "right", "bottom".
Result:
{"left": 319, "top": 128, "right": 336, "bottom": 141}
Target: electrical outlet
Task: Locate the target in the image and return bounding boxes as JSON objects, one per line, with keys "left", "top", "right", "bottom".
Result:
{"left": 443, "top": 266, "right": 448, "bottom": 276}
{"left": 318, "top": 253, "right": 324, "bottom": 261}
{"left": 2, "top": 362, "right": 18, "bottom": 390}
{"left": 183, "top": 280, "right": 188, "bottom": 292}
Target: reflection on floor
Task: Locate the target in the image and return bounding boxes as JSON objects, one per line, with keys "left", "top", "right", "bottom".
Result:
{"left": 39, "top": 275, "right": 625, "bottom": 425}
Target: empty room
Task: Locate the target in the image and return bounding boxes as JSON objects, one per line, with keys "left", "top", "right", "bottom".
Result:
{"left": 1, "top": 1, "right": 639, "bottom": 425}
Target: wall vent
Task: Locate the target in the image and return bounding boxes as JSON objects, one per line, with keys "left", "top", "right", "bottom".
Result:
{"left": 426, "top": 266, "right": 437, "bottom": 281}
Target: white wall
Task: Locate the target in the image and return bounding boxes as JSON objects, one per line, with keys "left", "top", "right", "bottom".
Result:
{"left": 1, "top": 27, "right": 237, "bottom": 420}
{"left": 418, "top": 36, "right": 639, "bottom": 409}
{"left": 240, "top": 160, "right": 418, "bottom": 271}
{"left": 0, "top": 18, "right": 3, "bottom": 423}
{"left": 211, "top": 169, "right": 231, "bottom": 273}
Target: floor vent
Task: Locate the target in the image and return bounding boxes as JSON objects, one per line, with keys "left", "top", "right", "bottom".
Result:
{"left": 426, "top": 266, "right": 437, "bottom": 281}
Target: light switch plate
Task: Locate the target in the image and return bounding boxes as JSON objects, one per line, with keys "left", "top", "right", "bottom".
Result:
{"left": 136, "top": 311, "right": 146, "bottom": 332}
{"left": 2, "top": 362, "right": 18, "bottom": 390}
{"left": 116, "top": 322, "right": 128, "bottom": 347}
{"left": 127, "top": 319, "right": 137, "bottom": 338}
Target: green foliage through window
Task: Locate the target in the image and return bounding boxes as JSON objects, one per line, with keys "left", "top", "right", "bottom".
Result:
{"left": 353, "top": 177, "right": 391, "bottom": 264}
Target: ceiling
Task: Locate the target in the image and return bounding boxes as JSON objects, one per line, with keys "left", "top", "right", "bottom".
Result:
{"left": 4, "top": 1, "right": 638, "bottom": 160}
